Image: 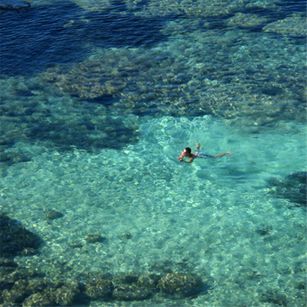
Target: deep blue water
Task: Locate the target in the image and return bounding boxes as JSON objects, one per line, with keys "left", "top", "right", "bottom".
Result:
{"left": 0, "top": 1, "right": 168, "bottom": 75}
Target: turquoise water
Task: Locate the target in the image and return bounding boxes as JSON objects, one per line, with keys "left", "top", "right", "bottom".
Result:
{"left": 0, "top": 0, "right": 306, "bottom": 306}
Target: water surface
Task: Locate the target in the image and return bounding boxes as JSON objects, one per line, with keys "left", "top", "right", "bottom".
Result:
{"left": 0, "top": 0, "right": 306, "bottom": 306}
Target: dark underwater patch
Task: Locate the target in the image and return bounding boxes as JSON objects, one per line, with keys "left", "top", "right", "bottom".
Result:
{"left": 0, "top": 81, "right": 139, "bottom": 152}
{"left": 277, "top": 0, "right": 307, "bottom": 16}
{"left": 268, "top": 171, "right": 307, "bottom": 208}
{"left": 0, "top": 1, "right": 167, "bottom": 76}
{"left": 0, "top": 214, "right": 42, "bottom": 257}
{"left": 27, "top": 116, "right": 138, "bottom": 151}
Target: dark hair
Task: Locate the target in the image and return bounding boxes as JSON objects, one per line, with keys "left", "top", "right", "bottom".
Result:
{"left": 185, "top": 147, "right": 192, "bottom": 154}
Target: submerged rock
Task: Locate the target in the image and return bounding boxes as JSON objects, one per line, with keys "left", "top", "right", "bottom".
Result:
{"left": 69, "top": 241, "right": 84, "bottom": 249}
{"left": 82, "top": 273, "right": 160, "bottom": 301}
{"left": 226, "top": 13, "right": 267, "bottom": 28}
{"left": 85, "top": 234, "right": 106, "bottom": 244}
{"left": 112, "top": 274, "right": 158, "bottom": 301}
{"left": 268, "top": 171, "right": 307, "bottom": 207}
{"left": 119, "top": 232, "right": 133, "bottom": 240}
{"left": 0, "top": 150, "right": 30, "bottom": 165}
{"left": 256, "top": 225, "right": 273, "bottom": 236}
{"left": 46, "top": 209, "right": 64, "bottom": 221}
{"left": 2, "top": 278, "right": 47, "bottom": 304}
{"left": 137, "top": 274, "right": 160, "bottom": 290}
{"left": 2, "top": 277, "right": 81, "bottom": 306}
{"left": 112, "top": 283, "right": 153, "bottom": 301}
{"left": 53, "top": 282, "right": 81, "bottom": 306}
{"left": 0, "top": 214, "right": 41, "bottom": 258}
{"left": 22, "top": 290, "right": 55, "bottom": 307}
{"left": 0, "top": 267, "right": 41, "bottom": 293}
{"left": 245, "top": 0, "right": 277, "bottom": 10}
{"left": 83, "top": 276, "right": 113, "bottom": 300}
{"left": 1, "top": 264, "right": 208, "bottom": 304}
{"left": 41, "top": 52, "right": 132, "bottom": 100}
{"left": 158, "top": 272, "right": 204, "bottom": 297}
{"left": 263, "top": 15, "right": 307, "bottom": 37}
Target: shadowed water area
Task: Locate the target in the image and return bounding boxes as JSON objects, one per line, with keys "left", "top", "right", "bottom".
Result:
{"left": 0, "top": 0, "right": 306, "bottom": 306}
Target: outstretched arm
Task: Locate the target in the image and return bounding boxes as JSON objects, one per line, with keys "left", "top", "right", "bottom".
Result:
{"left": 178, "top": 153, "right": 184, "bottom": 161}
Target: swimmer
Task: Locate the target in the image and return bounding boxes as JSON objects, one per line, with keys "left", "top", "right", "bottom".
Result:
{"left": 178, "top": 143, "right": 231, "bottom": 163}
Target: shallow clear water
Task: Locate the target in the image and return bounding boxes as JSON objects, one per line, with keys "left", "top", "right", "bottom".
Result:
{"left": 0, "top": 0, "right": 306, "bottom": 306}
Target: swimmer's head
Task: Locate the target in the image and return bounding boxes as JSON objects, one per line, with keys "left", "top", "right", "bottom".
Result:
{"left": 184, "top": 147, "right": 192, "bottom": 154}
